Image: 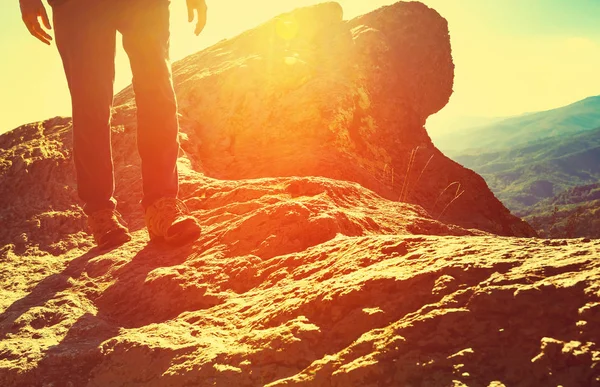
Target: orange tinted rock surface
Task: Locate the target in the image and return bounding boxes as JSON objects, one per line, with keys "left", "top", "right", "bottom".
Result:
{"left": 2, "top": 2, "right": 598, "bottom": 387}
{"left": 2, "top": 172, "right": 599, "bottom": 386}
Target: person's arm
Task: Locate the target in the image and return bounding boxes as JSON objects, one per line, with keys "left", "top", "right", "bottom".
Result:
{"left": 19, "top": 0, "right": 53, "bottom": 45}
{"left": 186, "top": 0, "right": 207, "bottom": 36}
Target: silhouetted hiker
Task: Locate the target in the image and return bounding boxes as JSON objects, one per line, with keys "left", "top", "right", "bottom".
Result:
{"left": 19, "top": 0, "right": 207, "bottom": 249}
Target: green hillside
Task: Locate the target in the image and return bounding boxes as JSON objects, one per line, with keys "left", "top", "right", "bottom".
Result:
{"left": 442, "top": 94, "right": 600, "bottom": 238}
{"left": 523, "top": 183, "right": 600, "bottom": 238}
{"left": 453, "top": 127, "right": 600, "bottom": 213}
{"left": 434, "top": 95, "right": 600, "bottom": 154}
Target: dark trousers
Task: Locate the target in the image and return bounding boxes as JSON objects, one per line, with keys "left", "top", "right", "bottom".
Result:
{"left": 53, "top": 0, "right": 180, "bottom": 215}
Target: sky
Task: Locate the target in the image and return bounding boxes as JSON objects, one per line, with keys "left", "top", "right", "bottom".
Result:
{"left": 1, "top": 0, "right": 600, "bottom": 134}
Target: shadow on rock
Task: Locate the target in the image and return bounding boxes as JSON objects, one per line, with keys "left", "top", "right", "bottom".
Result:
{"left": 94, "top": 242, "right": 224, "bottom": 328}
{"left": 0, "top": 249, "right": 101, "bottom": 341}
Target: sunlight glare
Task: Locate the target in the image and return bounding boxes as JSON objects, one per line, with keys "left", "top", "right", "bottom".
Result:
{"left": 276, "top": 17, "right": 300, "bottom": 42}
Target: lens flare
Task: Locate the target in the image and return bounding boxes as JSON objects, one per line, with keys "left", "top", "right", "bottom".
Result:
{"left": 276, "top": 17, "right": 299, "bottom": 41}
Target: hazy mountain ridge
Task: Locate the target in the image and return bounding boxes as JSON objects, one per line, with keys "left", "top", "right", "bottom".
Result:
{"left": 455, "top": 126, "right": 600, "bottom": 173}
{"left": 445, "top": 97, "right": 600, "bottom": 237}
{"left": 435, "top": 95, "right": 600, "bottom": 154}
{"left": 456, "top": 128, "right": 600, "bottom": 207}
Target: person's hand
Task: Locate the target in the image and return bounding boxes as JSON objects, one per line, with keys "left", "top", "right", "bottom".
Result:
{"left": 19, "top": 0, "right": 53, "bottom": 45}
{"left": 186, "top": 0, "right": 207, "bottom": 36}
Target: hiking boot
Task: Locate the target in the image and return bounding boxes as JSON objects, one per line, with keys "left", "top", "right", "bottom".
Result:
{"left": 145, "top": 197, "right": 201, "bottom": 246}
{"left": 87, "top": 209, "right": 132, "bottom": 250}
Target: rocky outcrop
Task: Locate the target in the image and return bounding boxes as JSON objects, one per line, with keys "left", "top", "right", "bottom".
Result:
{"left": 118, "top": 1, "right": 533, "bottom": 237}
{"left": 3, "top": 2, "right": 590, "bottom": 387}
{"left": 0, "top": 175, "right": 598, "bottom": 386}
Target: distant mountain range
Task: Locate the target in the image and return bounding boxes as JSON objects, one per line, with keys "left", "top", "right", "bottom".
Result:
{"left": 434, "top": 95, "right": 600, "bottom": 155}
{"left": 437, "top": 95, "right": 600, "bottom": 238}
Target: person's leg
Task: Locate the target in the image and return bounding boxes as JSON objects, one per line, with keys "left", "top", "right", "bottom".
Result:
{"left": 53, "top": 0, "right": 118, "bottom": 215}
{"left": 118, "top": 0, "right": 180, "bottom": 210}
{"left": 53, "top": 1, "right": 131, "bottom": 250}
{"left": 117, "top": 0, "right": 201, "bottom": 245}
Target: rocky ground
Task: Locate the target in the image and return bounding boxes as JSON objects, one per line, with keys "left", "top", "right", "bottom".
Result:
{"left": 1, "top": 1, "right": 598, "bottom": 386}
{"left": 1, "top": 172, "right": 599, "bottom": 386}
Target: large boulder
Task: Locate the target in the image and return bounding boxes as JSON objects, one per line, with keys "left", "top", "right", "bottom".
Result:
{"left": 121, "top": 1, "right": 533, "bottom": 236}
